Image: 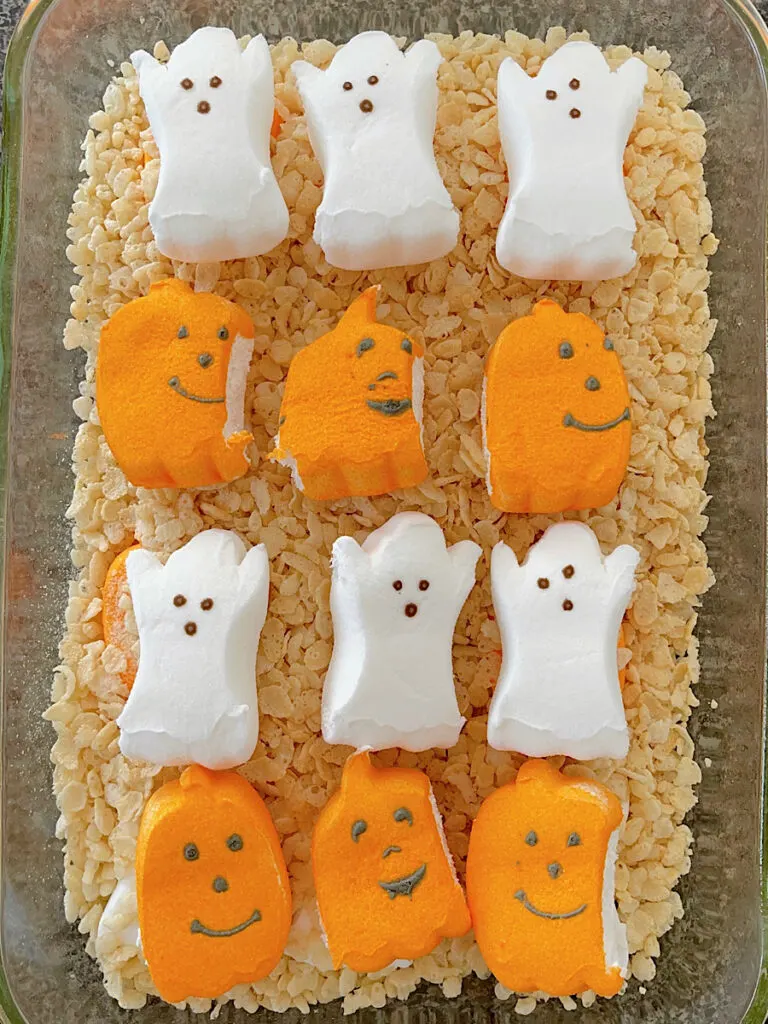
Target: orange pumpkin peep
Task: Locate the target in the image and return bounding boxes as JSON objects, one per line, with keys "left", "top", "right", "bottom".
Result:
{"left": 96, "top": 278, "right": 256, "bottom": 489}
{"left": 102, "top": 545, "right": 140, "bottom": 689}
{"left": 312, "top": 751, "right": 470, "bottom": 971}
{"left": 466, "top": 759, "right": 627, "bottom": 998}
{"left": 483, "top": 299, "right": 631, "bottom": 513}
{"left": 272, "top": 286, "right": 428, "bottom": 500}
{"left": 136, "top": 766, "right": 291, "bottom": 1003}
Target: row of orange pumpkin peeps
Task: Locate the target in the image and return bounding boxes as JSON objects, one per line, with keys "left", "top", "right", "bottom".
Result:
{"left": 135, "top": 755, "right": 627, "bottom": 1005}
{"left": 97, "top": 279, "right": 632, "bottom": 513}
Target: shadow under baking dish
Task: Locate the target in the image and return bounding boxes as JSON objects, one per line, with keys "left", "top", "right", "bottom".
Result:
{"left": 0, "top": 0, "right": 767, "bottom": 1021}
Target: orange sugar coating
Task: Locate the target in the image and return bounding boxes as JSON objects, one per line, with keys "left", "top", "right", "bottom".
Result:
{"left": 101, "top": 546, "right": 140, "bottom": 690}
{"left": 96, "top": 278, "right": 256, "bottom": 489}
{"left": 136, "top": 766, "right": 291, "bottom": 1004}
{"left": 467, "top": 759, "right": 624, "bottom": 998}
{"left": 484, "top": 298, "right": 631, "bottom": 513}
{"left": 272, "top": 286, "right": 428, "bottom": 500}
{"left": 312, "top": 751, "right": 470, "bottom": 972}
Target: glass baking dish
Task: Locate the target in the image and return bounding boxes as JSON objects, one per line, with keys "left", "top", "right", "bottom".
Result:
{"left": 1, "top": 0, "right": 767, "bottom": 1020}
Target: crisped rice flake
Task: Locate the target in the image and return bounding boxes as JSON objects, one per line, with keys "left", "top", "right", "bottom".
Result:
{"left": 51, "top": 27, "right": 716, "bottom": 1014}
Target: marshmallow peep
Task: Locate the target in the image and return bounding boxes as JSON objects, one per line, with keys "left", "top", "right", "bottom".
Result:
{"left": 482, "top": 299, "right": 631, "bottom": 514}
{"left": 323, "top": 513, "right": 481, "bottom": 751}
{"left": 132, "top": 28, "right": 288, "bottom": 263}
{"left": 116, "top": 530, "right": 269, "bottom": 770}
{"left": 313, "top": 751, "right": 471, "bottom": 972}
{"left": 292, "top": 31, "right": 459, "bottom": 269}
{"left": 488, "top": 522, "right": 638, "bottom": 760}
{"left": 96, "top": 279, "right": 256, "bottom": 489}
{"left": 137, "top": 766, "right": 291, "bottom": 1002}
{"left": 466, "top": 759, "right": 628, "bottom": 997}
{"left": 496, "top": 41, "right": 647, "bottom": 280}
{"left": 272, "top": 287, "right": 428, "bottom": 500}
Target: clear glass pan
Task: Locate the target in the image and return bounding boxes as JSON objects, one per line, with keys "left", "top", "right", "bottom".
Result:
{"left": 1, "top": 0, "right": 767, "bottom": 1021}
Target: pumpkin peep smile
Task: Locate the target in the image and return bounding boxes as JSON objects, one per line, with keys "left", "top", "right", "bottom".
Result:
{"left": 562, "top": 407, "right": 629, "bottom": 432}
{"left": 168, "top": 376, "right": 225, "bottom": 404}
{"left": 190, "top": 907, "right": 263, "bottom": 938}
{"left": 379, "top": 862, "right": 427, "bottom": 899}
{"left": 367, "top": 397, "right": 413, "bottom": 416}
{"left": 514, "top": 888, "right": 586, "bottom": 921}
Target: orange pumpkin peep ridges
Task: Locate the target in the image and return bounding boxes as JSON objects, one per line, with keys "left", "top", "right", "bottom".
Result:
{"left": 312, "top": 751, "right": 470, "bottom": 972}
{"left": 96, "top": 278, "right": 256, "bottom": 489}
{"left": 483, "top": 298, "right": 631, "bottom": 513}
{"left": 467, "top": 759, "right": 626, "bottom": 998}
{"left": 272, "top": 286, "right": 428, "bottom": 500}
{"left": 136, "top": 765, "right": 291, "bottom": 1003}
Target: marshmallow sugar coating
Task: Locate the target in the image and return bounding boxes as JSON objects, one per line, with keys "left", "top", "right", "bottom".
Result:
{"left": 489, "top": 522, "right": 639, "bottom": 760}
{"left": 132, "top": 28, "right": 288, "bottom": 263}
{"left": 323, "top": 513, "right": 481, "bottom": 752}
{"left": 96, "top": 279, "right": 255, "bottom": 489}
{"left": 293, "top": 31, "right": 459, "bottom": 270}
{"left": 482, "top": 299, "right": 631, "bottom": 513}
{"left": 496, "top": 41, "right": 648, "bottom": 281}
{"left": 271, "top": 287, "right": 428, "bottom": 500}
{"left": 313, "top": 751, "right": 471, "bottom": 972}
{"left": 116, "top": 530, "right": 270, "bottom": 771}
{"left": 467, "top": 759, "right": 628, "bottom": 998}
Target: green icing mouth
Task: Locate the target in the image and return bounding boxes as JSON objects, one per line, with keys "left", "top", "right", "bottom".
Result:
{"left": 367, "top": 398, "right": 413, "bottom": 417}
{"left": 562, "top": 408, "right": 629, "bottom": 432}
{"left": 379, "top": 862, "right": 426, "bottom": 899}
{"left": 168, "top": 376, "right": 225, "bottom": 404}
{"left": 190, "top": 908, "right": 262, "bottom": 937}
{"left": 514, "top": 889, "right": 586, "bottom": 920}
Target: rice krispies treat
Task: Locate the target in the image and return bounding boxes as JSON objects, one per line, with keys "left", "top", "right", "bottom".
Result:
{"left": 47, "top": 25, "right": 717, "bottom": 1016}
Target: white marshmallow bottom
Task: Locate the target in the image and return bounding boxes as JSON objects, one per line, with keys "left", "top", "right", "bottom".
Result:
{"left": 323, "top": 716, "right": 464, "bottom": 754}
{"left": 118, "top": 702, "right": 257, "bottom": 771}
{"left": 314, "top": 202, "right": 459, "bottom": 271}
{"left": 496, "top": 217, "right": 637, "bottom": 282}
{"left": 487, "top": 717, "right": 629, "bottom": 761}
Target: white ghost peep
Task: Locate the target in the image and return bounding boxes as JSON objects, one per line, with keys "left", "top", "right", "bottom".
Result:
{"left": 132, "top": 27, "right": 289, "bottom": 262}
{"left": 292, "top": 31, "right": 460, "bottom": 270}
{"left": 489, "top": 521, "right": 639, "bottom": 760}
{"left": 323, "top": 513, "right": 481, "bottom": 751}
{"left": 116, "top": 530, "right": 270, "bottom": 770}
{"left": 495, "top": 41, "right": 648, "bottom": 281}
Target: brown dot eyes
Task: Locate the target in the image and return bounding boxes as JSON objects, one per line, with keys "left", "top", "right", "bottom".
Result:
{"left": 201, "top": 598, "right": 214, "bottom": 611}
{"left": 360, "top": 99, "right": 374, "bottom": 113}
{"left": 181, "top": 78, "right": 193, "bottom": 90}
{"left": 210, "top": 76, "right": 222, "bottom": 88}
{"left": 368, "top": 74, "right": 379, "bottom": 85}
{"left": 562, "top": 565, "right": 575, "bottom": 579}
{"left": 562, "top": 599, "right": 574, "bottom": 611}
{"left": 198, "top": 100, "right": 211, "bottom": 114}
{"left": 419, "top": 580, "right": 430, "bottom": 591}
{"left": 570, "top": 107, "right": 581, "bottom": 119}
{"left": 537, "top": 578, "right": 549, "bottom": 590}
{"left": 545, "top": 89, "right": 557, "bottom": 100}
{"left": 392, "top": 580, "right": 403, "bottom": 591}
{"left": 185, "top": 622, "right": 197, "bottom": 635}
{"left": 173, "top": 594, "right": 187, "bottom": 607}
{"left": 343, "top": 81, "right": 353, "bottom": 91}
{"left": 569, "top": 78, "right": 580, "bottom": 90}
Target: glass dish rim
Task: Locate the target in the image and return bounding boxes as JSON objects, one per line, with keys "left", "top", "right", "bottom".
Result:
{"left": 0, "top": 0, "right": 767, "bottom": 1021}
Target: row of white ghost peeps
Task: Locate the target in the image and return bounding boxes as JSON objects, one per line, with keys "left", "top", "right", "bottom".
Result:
{"left": 115, "top": 515, "right": 639, "bottom": 774}
{"left": 132, "top": 27, "right": 648, "bottom": 280}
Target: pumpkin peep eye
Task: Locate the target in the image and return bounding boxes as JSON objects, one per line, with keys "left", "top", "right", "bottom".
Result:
{"left": 351, "top": 819, "right": 367, "bottom": 842}
{"left": 183, "top": 842, "right": 200, "bottom": 861}
{"left": 177, "top": 325, "right": 189, "bottom": 339}
{"left": 559, "top": 341, "right": 574, "bottom": 359}
{"left": 356, "top": 337, "right": 375, "bottom": 357}
{"left": 401, "top": 338, "right": 413, "bottom": 354}
{"left": 524, "top": 830, "right": 538, "bottom": 847}
{"left": 394, "top": 807, "right": 413, "bottom": 825}
{"left": 227, "top": 833, "right": 244, "bottom": 852}
{"left": 604, "top": 338, "right": 614, "bottom": 351}
{"left": 567, "top": 832, "right": 581, "bottom": 847}
{"left": 217, "top": 326, "right": 229, "bottom": 340}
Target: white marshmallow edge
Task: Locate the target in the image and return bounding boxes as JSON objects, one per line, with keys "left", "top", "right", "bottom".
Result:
{"left": 322, "top": 513, "right": 481, "bottom": 751}
{"left": 132, "top": 27, "right": 289, "bottom": 263}
{"left": 496, "top": 41, "right": 648, "bottom": 281}
{"left": 116, "top": 530, "right": 270, "bottom": 770}
{"left": 292, "top": 31, "right": 460, "bottom": 270}
{"left": 488, "top": 521, "right": 639, "bottom": 759}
